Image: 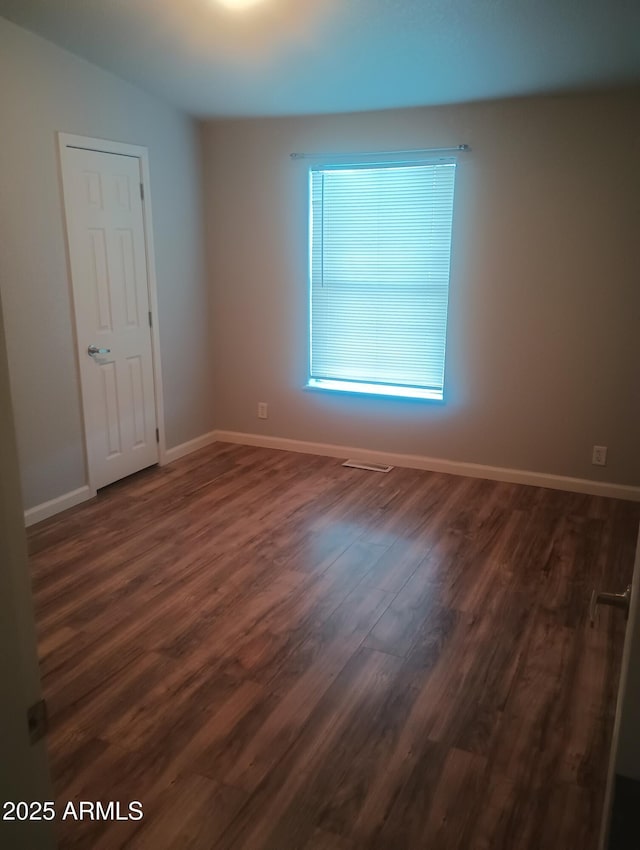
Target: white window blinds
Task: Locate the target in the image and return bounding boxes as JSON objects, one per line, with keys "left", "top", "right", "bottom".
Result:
{"left": 309, "top": 160, "right": 456, "bottom": 400}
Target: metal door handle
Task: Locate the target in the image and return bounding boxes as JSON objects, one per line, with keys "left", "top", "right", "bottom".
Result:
{"left": 87, "top": 345, "right": 111, "bottom": 356}
{"left": 589, "top": 584, "right": 631, "bottom": 626}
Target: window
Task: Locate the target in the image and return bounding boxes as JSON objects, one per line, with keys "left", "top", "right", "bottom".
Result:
{"left": 308, "top": 158, "right": 457, "bottom": 401}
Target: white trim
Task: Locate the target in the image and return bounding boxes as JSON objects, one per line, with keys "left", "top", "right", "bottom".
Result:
{"left": 23, "top": 430, "right": 640, "bottom": 527}
{"left": 24, "top": 485, "right": 95, "bottom": 528}
{"left": 164, "top": 431, "right": 218, "bottom": 464}
{"left": 57, "top": 133, "right": 167, "bottom": 490}
{"left": 137, "top": 147, "right": 167, "bottom": 465}
{"left": 22, "top": 426, "right": 218, "bottom": 526}
{"left": 213, "top": 430, "right": 640, "bottom": 502}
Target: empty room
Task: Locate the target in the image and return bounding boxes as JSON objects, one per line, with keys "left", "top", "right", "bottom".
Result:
{"left": 1, "top": 1, "right": 639, "bottom": 848}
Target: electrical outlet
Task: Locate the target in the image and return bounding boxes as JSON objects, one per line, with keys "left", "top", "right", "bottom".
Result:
{"left": 257, "top": 402, "right": 268, "bottom": 420}
{"left": 592, "top": 445, "right": 607, "bottom": 466}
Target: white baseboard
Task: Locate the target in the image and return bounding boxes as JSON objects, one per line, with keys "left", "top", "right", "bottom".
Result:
{"left": 163, "top": 430, "right": 218, "bottom": 465}
{"left": 24, "top": 431, "right": 219, "bottom": 526}
{"left": 213, "top": 430, "right": 640, "bottom": 502}
{"left": 23, "top": 429, "right": 639, "bottom": 527}
{"left": 24, "top": 485, "right": 95, "bottom": 527}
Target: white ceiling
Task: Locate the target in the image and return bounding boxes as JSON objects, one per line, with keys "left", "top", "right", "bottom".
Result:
{"left": 1, "top": 0, "right": 638, "bottom": 117}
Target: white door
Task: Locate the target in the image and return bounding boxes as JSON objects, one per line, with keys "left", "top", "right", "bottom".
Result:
{"left": 61, "top": 145, "right": 158, "bottom": 490}
{"left": 598, "top": 529, "right": 640, "bottom": 848}
{"left": 0, "top": 296, "right": 55, "bottom": 850}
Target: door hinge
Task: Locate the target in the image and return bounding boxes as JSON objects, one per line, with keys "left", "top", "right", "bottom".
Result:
{"left": 140, "top": 182, "right": 144, "bottom": 201}
{"left": 27, "top": 698, "right": 48, "bottom": 745}
{"left": 155, "top": 427, "right": 160, "bottom": 443}
{"left": 148, "top": 311, "right": 152, "bottom": 328}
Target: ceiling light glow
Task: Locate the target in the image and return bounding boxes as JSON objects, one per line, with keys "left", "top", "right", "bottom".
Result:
{"left": 218, "top": 0, "right": 265, "bottom": 9}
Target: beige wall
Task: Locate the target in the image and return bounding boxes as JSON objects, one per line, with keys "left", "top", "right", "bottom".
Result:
{"left": 201, "top": 91, "right": 640, "bottom": 486}
{"left": 0, "top": 17, "right": 213, "bottom": 509}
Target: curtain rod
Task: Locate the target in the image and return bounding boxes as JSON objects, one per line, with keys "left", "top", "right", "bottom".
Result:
{"left": 290, "top": 144, "right": 469, "bottom": 160}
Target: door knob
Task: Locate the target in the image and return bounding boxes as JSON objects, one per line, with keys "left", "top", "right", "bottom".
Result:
{"left": 87, "top": 345, "right": 111, "bottom": 356}
{"left": 589, "top": 584, "right": 631, "bottom": 626}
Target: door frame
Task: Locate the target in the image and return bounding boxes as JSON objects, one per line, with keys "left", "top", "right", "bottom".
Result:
{"left": 57, "top": 133, "right": 167, "bottom": 495}
{"left": 0, "top": 291, "right": 56, "bottom": 849}
{"left": 598, "top": 529, "right": 640, "bottom": 849}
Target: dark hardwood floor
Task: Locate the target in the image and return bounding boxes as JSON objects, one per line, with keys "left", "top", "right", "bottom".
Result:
{"left": 28, "top": 443, "right": 640, "bottom": 849}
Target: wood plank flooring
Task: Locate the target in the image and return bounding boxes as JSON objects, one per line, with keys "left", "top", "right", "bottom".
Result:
{"left": 29, "top": 443, "right": 640, "bottom": 849}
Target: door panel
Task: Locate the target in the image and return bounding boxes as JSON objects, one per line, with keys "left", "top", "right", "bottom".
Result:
{"left": 599, "top": 529, "right": 640, "bottom": 848}
{"left": 62, "top": 146, "right": 158, "bottom": 490}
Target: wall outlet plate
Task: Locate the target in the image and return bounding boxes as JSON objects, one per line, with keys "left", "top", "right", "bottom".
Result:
{"left": 592, "top": 445, "right": 608, "bottom": 466}
{"left": 257, "top": 402, "right": 268, "bottom": 419}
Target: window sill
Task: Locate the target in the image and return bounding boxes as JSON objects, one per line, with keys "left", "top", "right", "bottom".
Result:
{"left": 305, "top": 378, "right": 444, "bottom": 402}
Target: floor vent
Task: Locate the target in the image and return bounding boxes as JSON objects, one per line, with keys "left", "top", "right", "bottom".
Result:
{"left": 342, "top": 460, "right": 394, "bottom": 473}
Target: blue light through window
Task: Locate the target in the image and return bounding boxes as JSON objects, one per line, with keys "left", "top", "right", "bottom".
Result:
{"left": 308, "top": 160, "right": 456, "bottom": 401}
